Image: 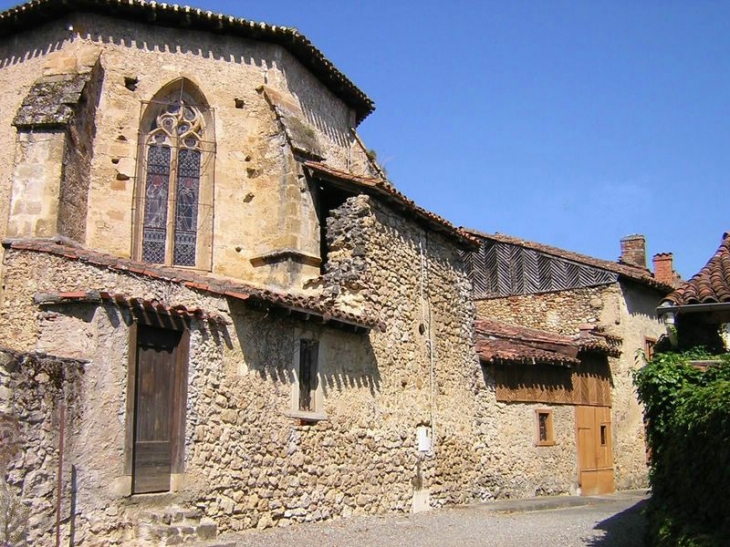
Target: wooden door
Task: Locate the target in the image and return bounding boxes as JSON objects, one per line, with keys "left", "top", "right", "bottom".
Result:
{"left": 132, "top": 326, "right": 185, "bottom": 494}
{"left": 575, "top": 405, "right": 614, "bottom": 496}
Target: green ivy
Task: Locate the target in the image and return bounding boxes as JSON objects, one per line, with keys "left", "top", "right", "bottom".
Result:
{"left": 633, "top": 349, "right": 730, "bottom": 546}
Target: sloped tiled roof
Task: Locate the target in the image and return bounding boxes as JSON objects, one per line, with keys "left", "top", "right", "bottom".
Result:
{"left": 304, "top": 161, "right": 480, "bottom": 251}
{"left": 0, "top": 0, "right": 374, "bottom": 123}
{"left": 663, "top": 232, "right": 730, "bottom": 306}
{"left": 3, "top": 237, "right": 383, "bottom": 332}
{"left": 467, "top": 229, "right": 673, "bottom": 292}
{"left": 475, "top": 319, "right": 621, "bottom": 367}
{"left": 34, "top": 290, "right": 227, "bottom": 323}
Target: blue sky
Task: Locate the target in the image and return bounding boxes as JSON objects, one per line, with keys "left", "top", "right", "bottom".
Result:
{"left": 4, "top": 0, "right": 728, "bottom": 278}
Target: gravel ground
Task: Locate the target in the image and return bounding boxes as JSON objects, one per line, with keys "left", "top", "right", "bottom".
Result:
{"left": 209, "top": 493, "right": 647, "bottom": 547}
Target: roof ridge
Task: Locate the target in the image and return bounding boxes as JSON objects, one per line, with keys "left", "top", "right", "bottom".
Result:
{"left": 0, "top": 0, "right": 375, "bottom": 123}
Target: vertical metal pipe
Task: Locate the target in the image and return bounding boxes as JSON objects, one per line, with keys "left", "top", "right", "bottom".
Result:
{"left": 56, "top": 400, "right": 65, "bottom": 547}
{"left": 420, "top": 235, "right": 436, "bottom": 449}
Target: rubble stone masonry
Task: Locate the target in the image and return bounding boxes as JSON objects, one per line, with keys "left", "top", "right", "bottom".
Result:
{"left": 0, "top": 191, "right": 479, "bottom": 545}
{"left": 475, "top": 282, "right": 666, "bottom": 491}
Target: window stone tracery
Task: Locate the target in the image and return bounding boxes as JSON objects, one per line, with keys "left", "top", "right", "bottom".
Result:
{"left": 135, "top": 82, "right": 214, "bottom": 269}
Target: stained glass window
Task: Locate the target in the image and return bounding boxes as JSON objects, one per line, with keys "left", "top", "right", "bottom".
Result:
{"left": 173, "top": 149, "right": 200, "bottom": 266}
{"left": 142, "top": 145, "right": 171, "bottom": 264}
{"left": 140, "top": 96, "right": 204, "bottom": 267}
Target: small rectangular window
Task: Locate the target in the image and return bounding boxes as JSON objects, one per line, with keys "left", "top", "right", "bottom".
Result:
{"left": 298, "top": 339, "right": 319, "bottom": 412}
{"left": 644, "top": 338, "right": 656, "bottom": 361}
{"left": 600, "top": 424, "right": 607, "bottom": 446}
{"left": 535, "top": 410, "right": 555, "bottom": 446}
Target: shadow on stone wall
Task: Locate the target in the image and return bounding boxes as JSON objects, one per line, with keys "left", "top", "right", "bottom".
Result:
{"left": 0, "top": 39, "right": 66, "bottom": 69}
{"left": 228, "top": 300, "right": 381, "bottom": 396}
{"left": 623, "top": 282, "right": 666, "bottom": 321}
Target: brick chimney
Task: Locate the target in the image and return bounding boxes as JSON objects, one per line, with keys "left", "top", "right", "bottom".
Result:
{"left": 653, "top": 253, "right": 675, "bottom": 285}
{"left": 619, "top": 235, "right": 646, "bottom": 268}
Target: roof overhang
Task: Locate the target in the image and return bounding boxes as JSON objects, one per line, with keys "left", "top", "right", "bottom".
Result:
{"left": 305, "top": 161, "right": 480, "bottom": 251}
{"left": 0, "top": 0, "right": 374, "bottom": 123}
{"left": 4, "top": 237, "right": 382, "bottom": 334}
{"left": 657, "top": 302, "right": 730, "bottom": 316}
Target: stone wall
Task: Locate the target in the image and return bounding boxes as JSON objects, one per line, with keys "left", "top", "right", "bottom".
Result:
{"left": 0, "top": 13, "right": 378, "bottom": 292}
{"left": 5, "top": 130, "right": 66, "bottom": 238}
{"left": 0, "top": 188, "right": 478, "bottom": 545}
{"left": 324, "top": 195, "right": 483, "bottom": 506}
{"left": 474, "top": 366, "right": 579, "bottom": 498}
{"left": 475, "top": 285, "right": 620, "bottom": 336}
{"left": 0, "top": 349, "right": 84, "bottom": 547}
{"left": 58, "top": 58, "right": 104, "bottom": 243}
{"left": 609, "top": 282, "right": 665, "bottom": 490}
{"left": 475, "top": 281, "right": 665, "bottom": 491}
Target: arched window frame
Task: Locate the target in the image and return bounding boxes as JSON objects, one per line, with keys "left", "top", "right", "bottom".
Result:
{"left": 133, "top": 79, "right": 215, "bottom": 270}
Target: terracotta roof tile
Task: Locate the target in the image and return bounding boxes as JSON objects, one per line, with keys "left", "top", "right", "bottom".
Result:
{"left": 0, "top": 0, "right": 374, "bottom": 123}
{"left": 4, "top": 237, "right": 382, "bottom": 332}
{"left": 467, "top": 229, "right": 673, "bottom": 292}
{"left": 34, "top": 290, "right": 224, "bottom": 322}
{"left": 663, "top": 232, "right": 730, "bottom": 306}
{"left": 475, "top": 319, "right": 621, "bottom": 366}
{"left": 304, "top": 161, "right": 480, "bottom": 251}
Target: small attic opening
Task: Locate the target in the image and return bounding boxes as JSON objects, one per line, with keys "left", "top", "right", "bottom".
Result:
{"left": 311, "top": 178, "right": 354, "bottom": 275}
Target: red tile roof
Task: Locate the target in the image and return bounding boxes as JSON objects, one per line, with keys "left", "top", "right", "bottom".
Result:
{"left": 34, "top": 290, "right": 226, "bottom": 323}
{"left": 467, "top": 229, "right": 673, "bottom": 292}
{"left": 0, "top": 0, "right": 374, "bottom": 123}
{"left": 475, "top": 319, "right": 621, "bottom": 367}
{"left": 304, "top": 161, "right": 480, "bottom": 251}
{"left": 3, "top": 238, "right": 383, "bottom": 332}
{"left": 663, "top": 232, "right": 730, "bottom": 306}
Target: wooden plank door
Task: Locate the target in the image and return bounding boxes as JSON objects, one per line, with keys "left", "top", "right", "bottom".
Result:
{"left": 132, "top": 326, "right": 183, "bottom": 494}
{"left": 575, "top": 405, "right": 614, "bottom": 496}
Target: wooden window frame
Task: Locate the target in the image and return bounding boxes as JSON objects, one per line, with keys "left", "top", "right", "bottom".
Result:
{"left": 287, "top": 336, "right": 327, "bottom": 422}
{"left": 298, "top": 339, "right": 318, "bottom": 412}
{"left": 535, "top": 409, "right": 555, "bottom": 447}
{"left": 644, "top": 337, "right": 657, "bottom": 362}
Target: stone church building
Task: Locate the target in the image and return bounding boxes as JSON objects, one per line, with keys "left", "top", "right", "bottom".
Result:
{"left": 0, "top": 1, "right": 673, "bottom": 546}
{"left": 0, "top": 1, "right": 484, "bottom": 545}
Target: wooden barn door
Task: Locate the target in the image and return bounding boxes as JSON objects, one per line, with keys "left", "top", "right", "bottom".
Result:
{"left": 131, "top": 324, "right": 188, "bottom": 494}
{"left": 576, "top": 405, "right": 614, "bottom": 496}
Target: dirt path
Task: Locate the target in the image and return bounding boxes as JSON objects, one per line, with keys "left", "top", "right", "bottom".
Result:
{"left": 205, "top": 491, "right": 647, "bottom": 547}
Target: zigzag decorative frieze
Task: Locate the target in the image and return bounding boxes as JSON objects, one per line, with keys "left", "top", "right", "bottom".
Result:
{"left": 523, "top": 249, "right": 540, "bottom": 294}
{"left": 469, "top": 242, "right": 618, "bottom": 298}
{"left": 510, "top": 245, "right": 525, "bottom": 295}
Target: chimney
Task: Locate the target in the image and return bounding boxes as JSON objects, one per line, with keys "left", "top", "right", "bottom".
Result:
{"left": 619, "top": 234, "right": 646, "bottom": 268}
{"left": 653, "top": 253, "right": 675, "bottom": 285}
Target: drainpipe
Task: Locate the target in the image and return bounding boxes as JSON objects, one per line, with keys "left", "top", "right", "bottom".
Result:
{"left": 419, "top": 237, "right": 436, "bottom": 450}
{"left": 426, "top": 339, "right": 436, "bottom": 448}
{"left": 56, "top": 399, "right": 65, "bottom": 547}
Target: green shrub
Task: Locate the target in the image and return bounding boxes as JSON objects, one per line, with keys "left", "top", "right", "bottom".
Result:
{"left": 633, "top": 350, "right": 730, "bottom": 545}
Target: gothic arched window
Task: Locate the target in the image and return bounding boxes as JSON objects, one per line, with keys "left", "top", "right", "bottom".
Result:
{"left": 134, "top": 80, "right": 214, "bottom": 269}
